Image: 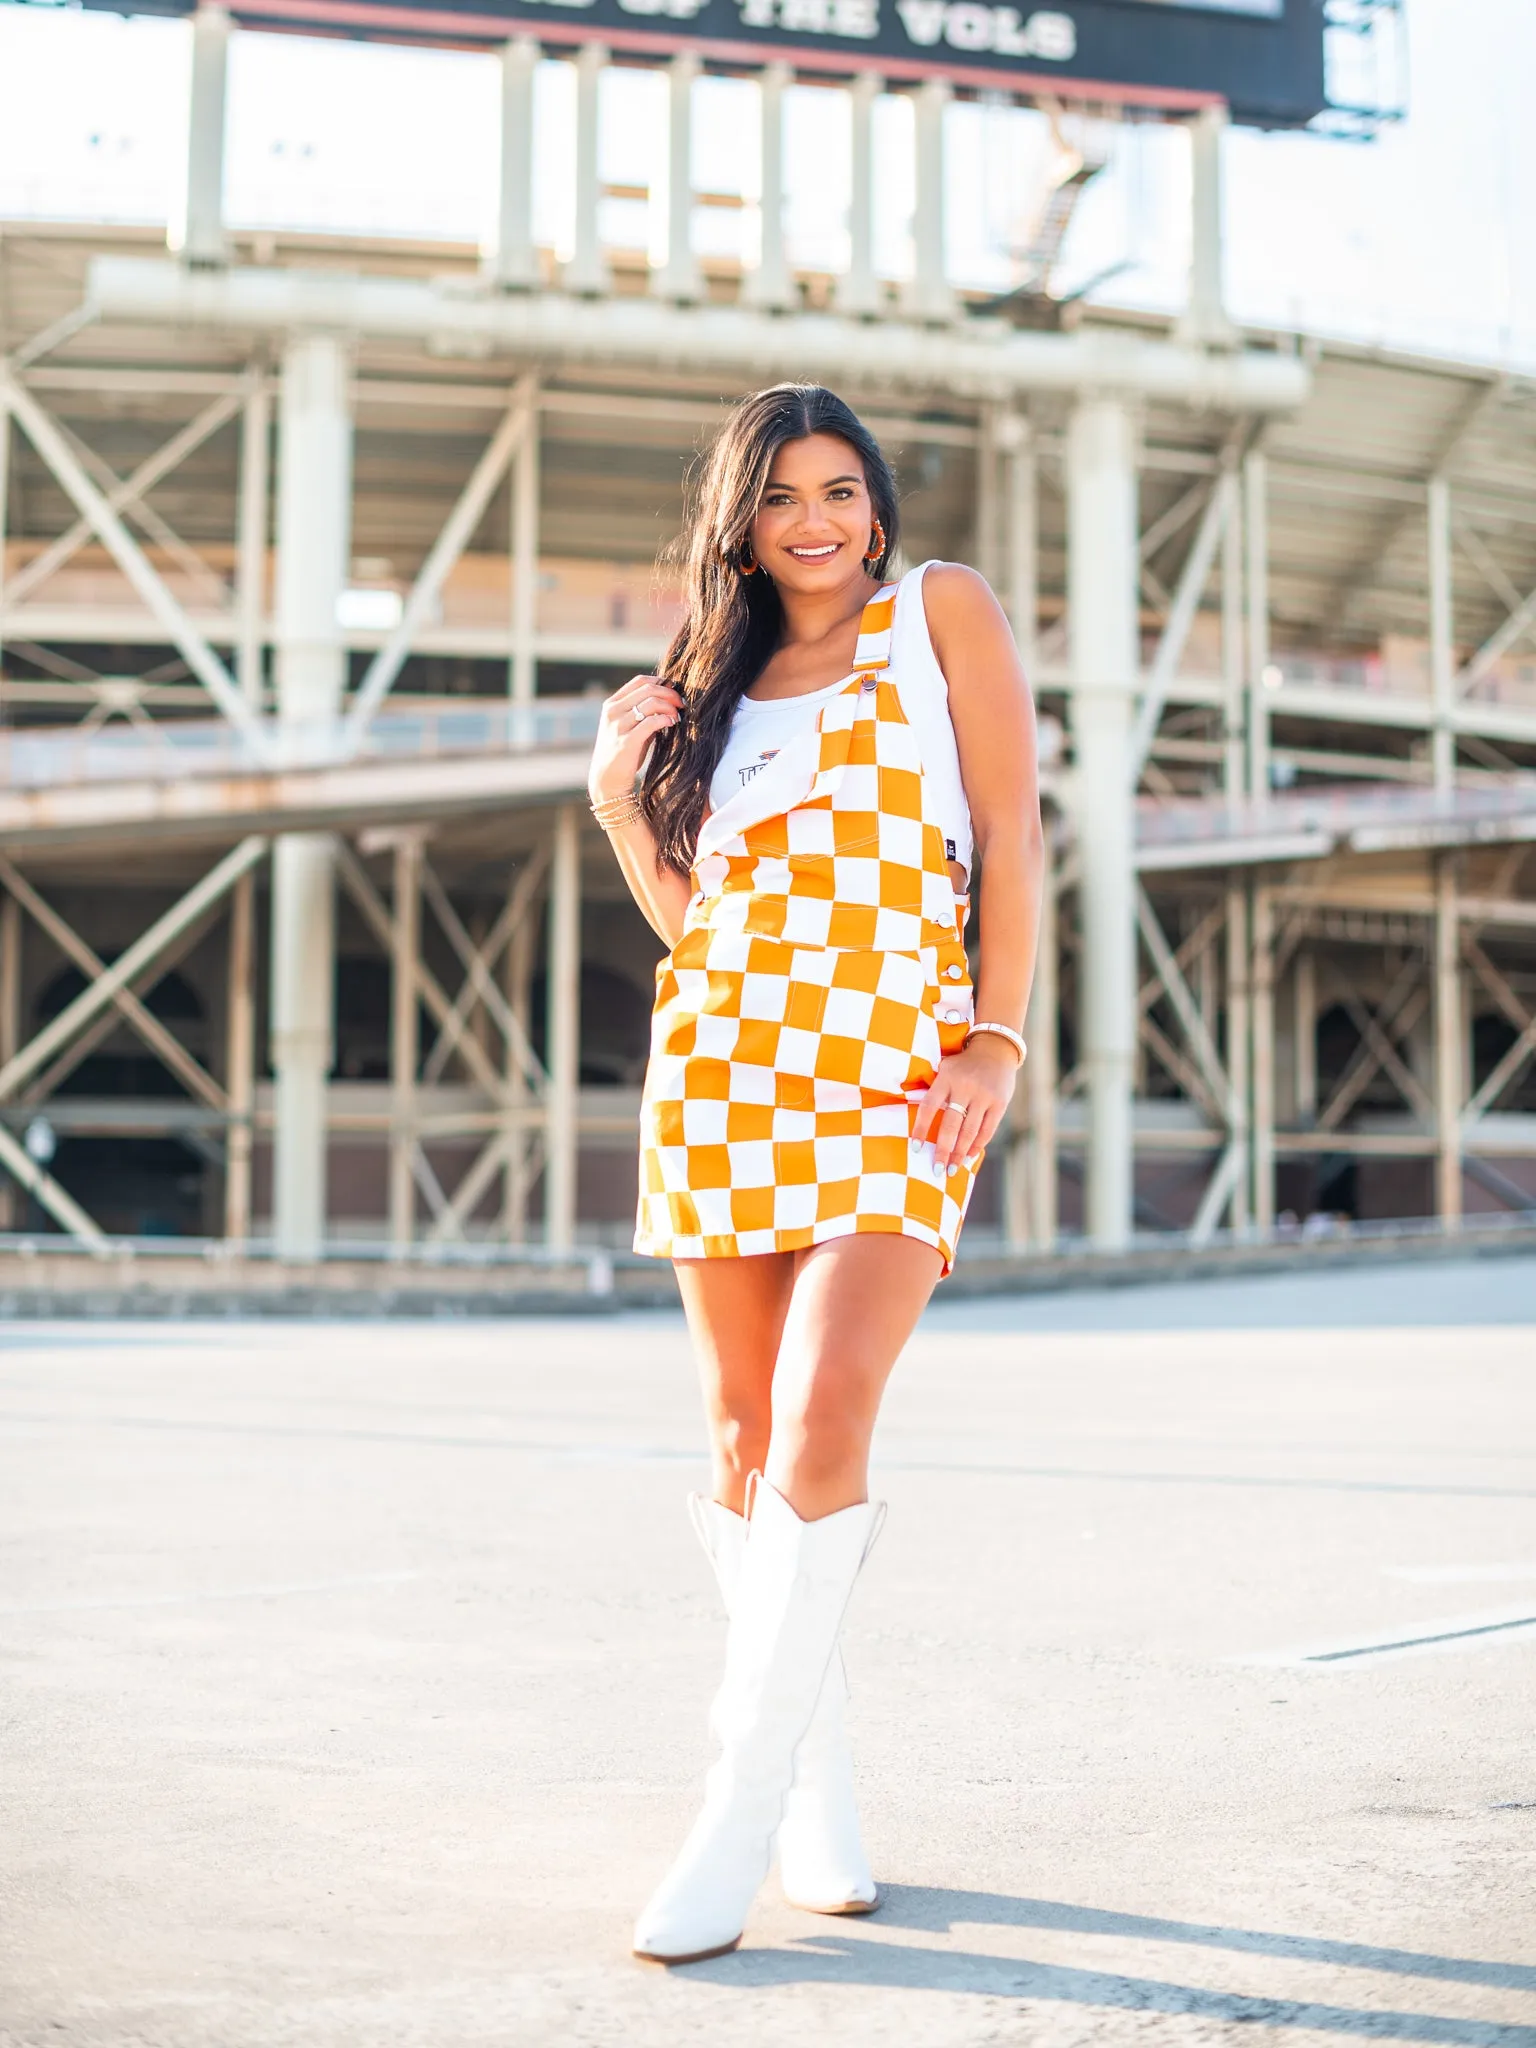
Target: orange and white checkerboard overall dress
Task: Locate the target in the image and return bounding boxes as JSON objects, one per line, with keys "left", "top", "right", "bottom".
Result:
{"left": 635, "top": 582, "right": 980, "bottom": 1275}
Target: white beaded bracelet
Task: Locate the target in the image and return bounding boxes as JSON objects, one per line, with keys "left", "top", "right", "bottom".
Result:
{"left": 965, "top": 1020, "right": 1027, "bottom": 1064}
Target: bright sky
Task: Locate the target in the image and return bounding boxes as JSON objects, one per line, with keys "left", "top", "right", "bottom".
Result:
{"left": 0, "top": 0, "right": 1531, "bottom": 372}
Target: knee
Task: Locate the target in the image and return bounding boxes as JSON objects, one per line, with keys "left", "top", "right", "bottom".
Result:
{"left": 708, "top": 1401, "right": 772, "bottom": 1484}
{"left": 768, "top": 1380, "right": 867, "bottom": 1496}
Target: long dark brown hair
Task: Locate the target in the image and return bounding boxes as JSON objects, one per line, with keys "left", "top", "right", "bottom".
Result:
{"left": 639, "top": 384, "right": 900, "bottom": 875}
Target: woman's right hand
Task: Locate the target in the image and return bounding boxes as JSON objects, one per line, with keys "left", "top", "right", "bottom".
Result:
{"left": 588, "top": 674, "right": 683, "bottom": 803}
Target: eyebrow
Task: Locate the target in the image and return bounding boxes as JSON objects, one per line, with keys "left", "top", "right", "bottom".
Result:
{"left": 764, "top": 473, "right": 864, "bottom": 491}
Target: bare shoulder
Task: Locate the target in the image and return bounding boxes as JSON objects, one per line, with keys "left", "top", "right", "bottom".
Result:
{"left": 919, "top": 561, "right": 1009, "bottom": 638}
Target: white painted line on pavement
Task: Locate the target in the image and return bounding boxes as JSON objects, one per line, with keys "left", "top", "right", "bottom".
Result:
{"left": 1236, "top": 1605, "right": 1536, "bottom": 1669}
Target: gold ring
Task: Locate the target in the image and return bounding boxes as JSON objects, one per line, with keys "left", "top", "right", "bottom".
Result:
{"left": 940, "top": 1103, "right": 964, "bottom": 1116}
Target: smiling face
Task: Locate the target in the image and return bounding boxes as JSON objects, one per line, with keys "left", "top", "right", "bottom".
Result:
{"left": 747, "top": 433, "right": 880, "bottom": 595}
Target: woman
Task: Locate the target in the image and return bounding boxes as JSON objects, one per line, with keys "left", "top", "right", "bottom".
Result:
{"left": 587, "top": 384, "right": 1043, "bottom": 1965}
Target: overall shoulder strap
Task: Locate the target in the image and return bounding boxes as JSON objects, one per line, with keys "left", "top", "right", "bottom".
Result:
{"left": 850, "top": 583, "right": 899, "bottom": 679}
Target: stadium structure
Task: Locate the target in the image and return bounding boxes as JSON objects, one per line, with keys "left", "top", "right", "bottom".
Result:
{"left": 0, "top": 2, "right": 1532, "bottom": 1296}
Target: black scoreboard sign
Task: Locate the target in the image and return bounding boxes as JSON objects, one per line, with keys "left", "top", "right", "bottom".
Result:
{"left": 77, "top": 0, "right": 1328, "bottom": 127}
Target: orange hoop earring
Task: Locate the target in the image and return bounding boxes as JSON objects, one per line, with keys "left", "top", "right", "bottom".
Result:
{"left": 864, "top": 520, "right": 886, "bottom": 569}
{"left": 737, "top": 541, "right": 760, "bottom": 576}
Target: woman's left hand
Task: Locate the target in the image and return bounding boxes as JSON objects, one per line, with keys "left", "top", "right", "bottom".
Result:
{"left": 912, "top": 1034, "right": 1021, "bottom": 1174}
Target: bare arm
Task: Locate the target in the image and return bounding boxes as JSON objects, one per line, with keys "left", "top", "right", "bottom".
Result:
{"left": 588, "top": 674, "right": 694, "bottom": 948}
{"left": 909, "top": 563, "right": 1045, "bottom": 1173}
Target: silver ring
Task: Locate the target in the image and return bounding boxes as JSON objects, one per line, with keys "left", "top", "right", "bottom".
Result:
{"left": 940, "top": 1103, "right": 964, "bottom": 1117}
{"left": 631, "top": 704, "right": 646, "bottom": 726}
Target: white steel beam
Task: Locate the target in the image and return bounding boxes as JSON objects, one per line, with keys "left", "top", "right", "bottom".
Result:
{"left": 511, "top": 381, "right": 540, "bottom": 711}
{"left": 335, "top": 844, "right": 512, "bottom": 1110}
{"left": 1244, "top": 448, "right": 1270, "bottom": 803}
{"left": 6, "top": 386, "right": 247, "bottom": 609}
{"left": 1176, "top": 105, "right": 1237, "bottom": 351}
{"left": 270, "top": 331, "right": 352, "bottom": 1261}
{"left": 492, "top": 36, "right": 541, "bottom": 291}
{"left": 87, "top": 259, "right": 1313, "bottom": 412}
{"left": 223, "top": 868, "right": 255, "bottom": 1243}
{"left": 1001, "top": 411, "right": 1037, "bottom": 672}
{"left": 835, "top": 70, "right": 882, "bottom": 320}
{"left": 544, "top": 804, "right": 581, "bottom": 1252}
{"left": 1427, "top": 474, "right": 1455, "bottom": 790}
{"left": 655, "top": 52, "right": 703, "bottom": 304}
{"left": 0, "top": 855, "right": 226, "bottom": 1110}
{"left": 389, "top": 832, "right": 423, "bottom": 1255}
{"left": 236, "top": 370, "right": 271, "bottom": 706}
{"left": 907, "top": 78, "right": 955, "bottom": 325}
{"left": 0, "top": 891, "right": 17, "bottom": 1230}
{"left": 345, "top": 379, "right": 533, "bottom": 746}
{"left": 0, "top": 397, "right": 9, "bottom": 698}
{"left": 1224, "top": 883, "right": 1250, "bottom": 1232}
{"left": 1250, "top": 880, "right": 1275, "bottom": 1231}
{"left": 0, "top": 836, "right": 266, "bottom": 1105}
{"left": 1188, "top": 1137, "right": 1242, "bottom": 1246}
{"left": 0, "top": 1120, "right": 108, "bottom": 1250}
{"left": 1433, "top": 854, "right": 1462, "bottom": 1224}
{"left": 1460, "top": 574, "right": 1536, "bottom": 694}
{"left": 1134, "top": 884, "right": 1235, "bottom": 1119}
{"left": 179, "top": 4, "right": 231, "bottom": 268}
{"left": 1130, "top": 477, "right": 1229, "bottom": 781}
{"left": 1023, "top": 840, "right": 1058, "bottom": 1250}
{"left": 1068, "top": 395, "right": 1138, "bottom": 1250}
{"left": 747, "top": 64, "right": 794, "bottom": 314}
{"left": 566, "top": 42, "right": 609, "bottom": 297}
{"left": 0, "top": 366, "right": 267, "bottom": 752}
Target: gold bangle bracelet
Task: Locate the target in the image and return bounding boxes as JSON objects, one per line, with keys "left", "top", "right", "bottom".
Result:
{"left": 590, "top": 791, "right": 643, "bottom": 832}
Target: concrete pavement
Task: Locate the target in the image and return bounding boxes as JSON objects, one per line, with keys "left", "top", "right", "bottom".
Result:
{"left": 3, "top": 1257, "right": 1535, "bottom": 2045}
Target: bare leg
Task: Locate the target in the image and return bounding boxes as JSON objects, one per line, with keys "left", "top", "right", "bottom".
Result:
{"left": 674, "top": 1252, "right": 796, "bottom": 1515}
{"left": 765, "top": 1234, "right": 943, "bottom": 1521}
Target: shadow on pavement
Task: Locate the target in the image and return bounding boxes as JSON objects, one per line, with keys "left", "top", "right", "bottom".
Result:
{"left": 681, "top": 1888, "right": 1536, "bottom": 2042}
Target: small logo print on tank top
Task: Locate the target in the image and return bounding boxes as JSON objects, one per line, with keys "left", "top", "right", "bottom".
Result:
{"left": 738, "top": 749, "right": 779, "bottom": 788}
{"left": 945, "top": 838, "right": 957, "bottom": 861}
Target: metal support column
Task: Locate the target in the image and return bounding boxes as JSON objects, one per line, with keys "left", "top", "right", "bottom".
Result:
{"left": 1067, "top": 395, "right": 1138, "bottom": 1249}
{"left": 0, "top": 891, "right": 18, "bottom": 1231}
{"left": 973, "top": 407, "right": 1001, "bottom": 587}
{"left": 1177, "top": 105, "right": 1236, "bottom": 349}
{"left": 493, "top": 36, "right": 541, "bottom": 290}
{"left": 747, "top": 63, "right": 794, "bottom": 312}
{"left": 1024, "top": 839, "right": 1058, "bottom": 1250}
{"left": 1220, "top": 464, "right": 1245, "bottom": 798}
{"left": 236, "top": 369, "right": 269, "bottom": 709}
{"left": 510, "top": 381, "right": 539, "bottom": 713}
{"left": 271, "top": 332, "right": 351, "bottom": 1260}
{"left": 389, "top": 834, "right": 423, "bottom": 1254}
{"left": 1427, "top": 474, "right": 1455, "bottom": 791}
{"left": 503, "top": 870, "right": 536, "bottom": 1243}
{"left": 0, "top": 396, "right": 10, "bottom": 695}
{"left": 1002, "top": 411, "right": 1038, "bottom": 672}
{"left": 180, "top": 4, "right": 230, "bottom": 269}
{"left": 906, "top": 78, "right": 955, "bottom": 324}
{"left": 565, "top": 42, "right": 608, "bottom": 296}
{"left": 835, "top": 70, "right": 882, "bottom": 318}
{"left": 223, "top": 869, "right": 255, "bottom": 1244}
{"left": 1244, "top": 449, "right": 1269, "bottom": 803}
{"left": 1224, "top": 881, "right": 1250, "bottom": 1233}
{"left": 1250, "top": 879, "right": 1275, "bottom": 1232}
{"left": 1293, "top": 947, "right": 1317, "bottom": 1125}
{"left": 544, "top": 805, "right": 581, "bottom": 1252}
{"left": 1433, "top": 853, "right": 1463, "bottom": 1227}
{"left": 655, "top": 52, "right": 702, "bottom": 303}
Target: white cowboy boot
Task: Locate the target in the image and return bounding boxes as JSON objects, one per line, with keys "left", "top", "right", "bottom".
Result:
{"left": 632, "top": 1481, "right": 884, "bottom": 1965}
{"left": 689, "top": 1494, "right": 881, "bottom": 1914}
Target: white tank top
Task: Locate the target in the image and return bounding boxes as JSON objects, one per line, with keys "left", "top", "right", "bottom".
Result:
{"left": 708, "top": 561, "right": 974, "bottom": 875}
